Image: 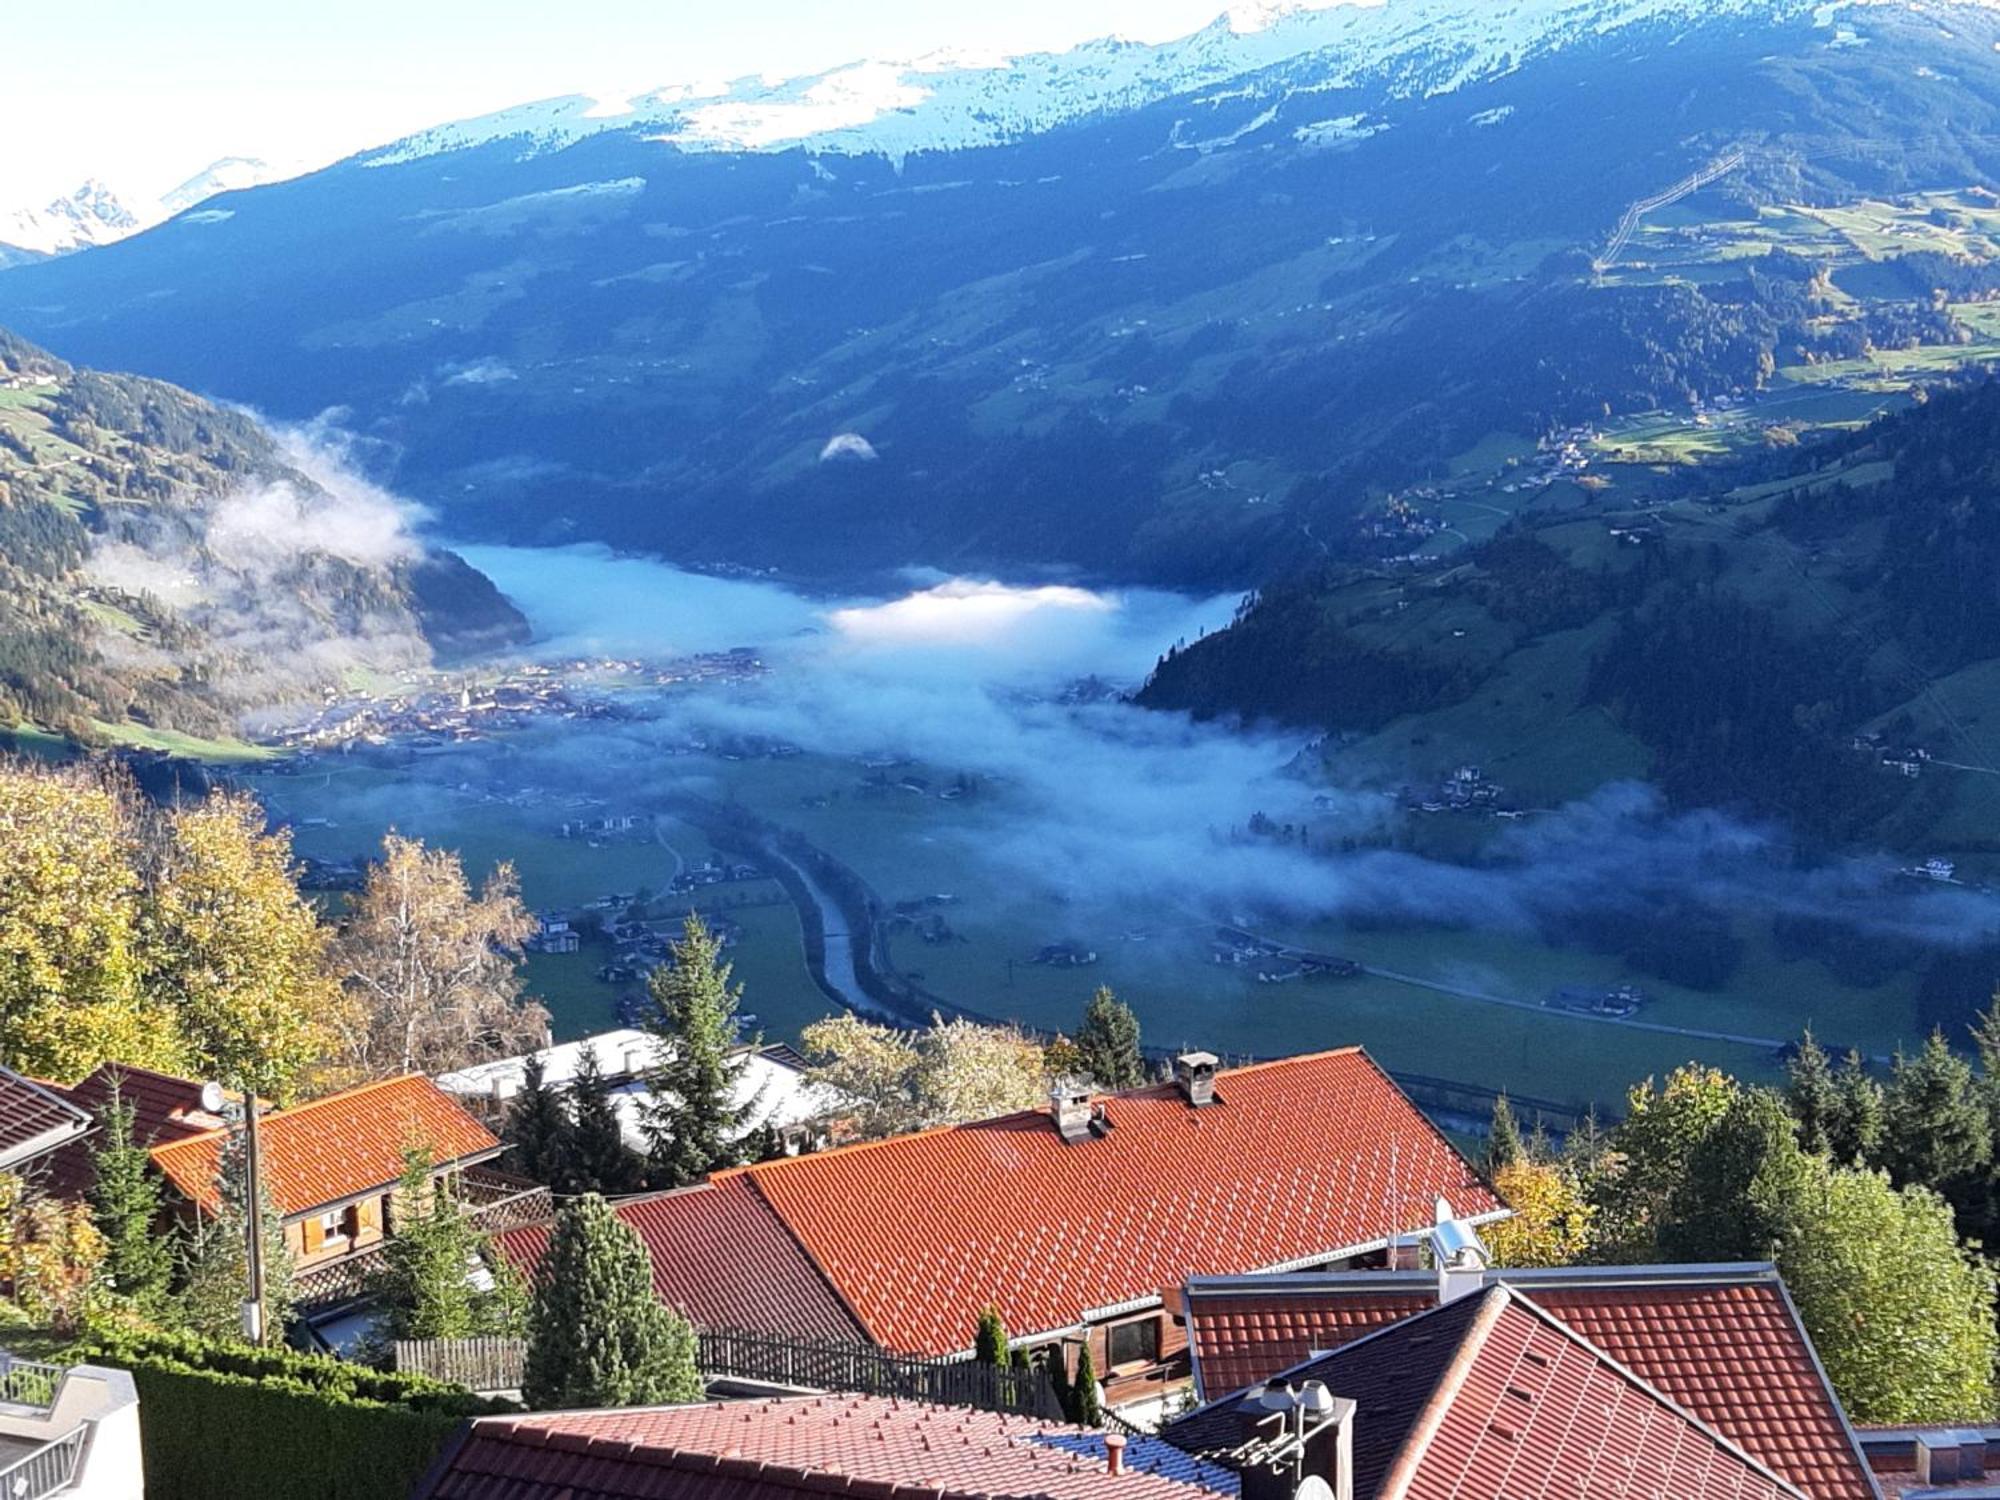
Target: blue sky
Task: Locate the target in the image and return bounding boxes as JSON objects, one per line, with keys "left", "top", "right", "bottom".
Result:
{"left": 2, "top": 0, "right": 1238, "bottom": 206}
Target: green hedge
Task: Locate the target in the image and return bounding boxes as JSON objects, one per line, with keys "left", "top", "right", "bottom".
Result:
{"left": 64, "top": 1328, "right": 512, "bottom": 1500}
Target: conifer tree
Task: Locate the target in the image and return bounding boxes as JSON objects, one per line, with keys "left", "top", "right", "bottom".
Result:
{"left": 1829, "top": 1050, "right": 1886, "bottom": 1167}
{"left": 85, "top": 1077, "right": 172, "bottom": 1313}
{"left": 1785, "top": 1030, "right": 1838, "bottom": 1157}
{"left": 1485, "top": 1093, "right": 1524, "bottom": 1174}
{"left": 1881, "top": 1032, "right": 1991, "bottom": 1190}
{"left": 176, "top": 1122, "right": 296, "bottom": 1342}
{"left": 1069, "top": 1341, "right": 1102, "bottom": 1427}
{"left": 504, "top": 1051, "right": 571, "bottom": 1187}
{"left": 642, "top": 916, "right": 758, "bottom": 1188}
{"left": 1073, "top": 988, "right": 1144, "bottom": 1089}
{"left": 567, "top": 1043, "right": 644, "bottom": 1194}
{"left": 975, "top": 1306, "right": 1010, "bottom": 1368}
{"left": 522, "top": 1194, "right": 702, "bottom": 1410}
{"left": 367, "top": 1146, "right": 519, "bottom": 1348}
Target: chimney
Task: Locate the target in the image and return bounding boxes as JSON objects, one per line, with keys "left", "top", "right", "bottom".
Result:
{"left": 1234, "top": 1381, "right": 1355, "bottom": 1500}
{"left": 1428, "top": 1196, "right": 1491, "bottom": 1305}
{"left": 1918, "top": 1433, "right": 1963, "bottom": 1486}
{"left": 1175, "top": 1051, "right": 1219, "bottom": 1108}
{"left": 1050, "top": 1079, "right": 1094, "bottom": 1143}
{"left": 1104, "top": 1433, "right": 1127, "bottom": 1477}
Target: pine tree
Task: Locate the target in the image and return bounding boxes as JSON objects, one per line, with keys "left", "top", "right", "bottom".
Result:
{"left": 568, "top": 1043, "right": 644, "bottom": 1194}
{"left": 367, "top": 1147, "right": 519, "bottom": 1349}
{"left": 975, "top": 1306, "right": 1010, "bottom": 1368}
{"left": 522, "top": 1194, "right": 702, "bottom": 1410}
{"left": 1073, "top": 988, "right": 1144, "bottom": 1089}
{"left": 1485, "top": 1094, "right": 1524, "bottom": 1174}
{"left": 504, "top": 1052, "right": 570, "bottom": 1187}
{"left": 85, "top": 1076, "right": 172, "bottom": 1312}
{"left": 642, "top": 916, "right": 758, "bottom": 1188}
{"left": 1069, "top": 1341, "right": 1102, "bottom": 1427}
{"left": 176, "top": 1120, "right": 296, "bottom": 1342}
{"left": 1881, "top": 1032, "right": 1992, "bottom": 1191}
{"left": 1829, "top": 1050, "right": 1886, "bottom": 1167}
{"left": 1786, "top": 1030, "right": 1838, "bottom": 1157}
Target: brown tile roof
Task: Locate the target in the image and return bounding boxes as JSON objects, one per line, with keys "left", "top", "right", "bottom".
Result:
{"left": 1173, "top": 1266, "right": 1879, "bottom": 1500}
{"left": 0, "top": 1066, "right": 93, "bottom": 1174}
{"left": 613, "top": 1049, "right": 1494, "bottom": 1357}
{"left": 494, "top": 1176, "right": 867, "bottom": 1344}
{"left": 1372, "top": 1287, "right": 1803, "bottom": 1500}
{"left": 149, "top": 1074, "right": 500, "bottom": 1219}
{"left": 31, "top": 1063, "right": 228, "bottom": 1200}
{"left": 416, "top": 1394, "right": 1241, "bottom": 1500}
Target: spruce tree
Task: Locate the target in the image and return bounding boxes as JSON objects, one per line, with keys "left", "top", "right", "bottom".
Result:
{"left": 1829, "top": 1050, "right": 1886, "bottom": 1167}
{"left": 86, "top": 1077, "right": 172, "bottom": 1313}
{"left": 522, "top": 1194, "right": 702, "bottom": 1410}
{"left": 1074, "top": 987, "right": 1144, "bottom": 1089}
{"left": 569, "top": 1043, "right": 644, "bottom": 1194}
{"left": 1786, "top": 1030, "right": 1838, "bottom": 1157}
{"left": 642, "top": 915, "right": 758, "bottom": 1188}
{"left": 367, "top": 1146, "right": 519, "bottom": 1348}
{"left": 1069, "top": 1341, "right": 1103, "bottom": 1427}
{"left": 1881, "top": 1032, "right": 1992, "bottom": 1191}
{"left": 176, "top": 1121, "right": 296, "bottom": 1343}
{"left": 504, "top": 1052, "right": 570, "bottom": 1187}
{"left": 975, "top": 1306, "right": 1010, "bottom": 1367}
{"left": 1485, "top": 1094, "right": 1524, "bottom": 1175}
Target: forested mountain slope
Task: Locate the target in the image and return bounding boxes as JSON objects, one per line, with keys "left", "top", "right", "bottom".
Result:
{"left": 1142, "top": 380, "right": 2000, "bottom": 852}
{"left": 3, "top": 1, "right": 2000, "bottom": 582}
{"left": 0, "top": 330, "right": 524, "bottom": 744}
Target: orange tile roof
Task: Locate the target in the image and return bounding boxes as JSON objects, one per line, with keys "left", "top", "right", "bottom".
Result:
{"left": 149, "top": 1074, "right": 500, "bottom": 1219}
{"left": 701, "top": 1049, "right": 1497, "bottom": 1356}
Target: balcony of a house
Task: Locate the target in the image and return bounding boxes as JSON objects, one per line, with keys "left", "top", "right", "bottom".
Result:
{"left": 0, "top": 1355, "right": 143, "bottom": 1499}
{"left": 292, "top": 1169, "right": 553, "bottom": 1311}
{"left": 1103, "top": 1352, "right": 1194, "bottom": 1434}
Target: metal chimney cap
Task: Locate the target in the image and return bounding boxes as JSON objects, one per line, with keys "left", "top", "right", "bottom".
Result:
{"left": 1295, "top": 1381, "right": 1336, "bottom": 1418}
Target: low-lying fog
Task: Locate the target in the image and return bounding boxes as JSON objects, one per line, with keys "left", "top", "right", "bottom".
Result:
{"left": 451, "top": 545, "right": 1998, "bottom": 950}
{"left": 267, "top": 540, "right": 2000, "bottom": 1089}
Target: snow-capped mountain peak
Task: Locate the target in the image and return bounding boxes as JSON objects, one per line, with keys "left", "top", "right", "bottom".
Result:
{"left": 363, "top": 0, "right": 1847, "bottom": 169}
{"left": 0, "top": 179, "right": 145, "bottom": 258}
{"left": 0, "top": 156, "right": 294, "bottom": 265}
{"left": 160, "top": 157, "right": 283, "bottom": 217}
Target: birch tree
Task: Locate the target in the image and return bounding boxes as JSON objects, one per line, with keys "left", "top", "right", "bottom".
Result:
{"left": 333, "top": 833, "right": 547, "bottom": 1078}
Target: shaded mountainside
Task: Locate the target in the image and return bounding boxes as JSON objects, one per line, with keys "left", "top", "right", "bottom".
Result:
{"left": 2, "top": 4, "right": 2000, "bottom": 583}
{"left": 0, "top": 329, "right": 525, "bottom": 744}
{"left": 1141, "top": 380, "right": 2000, "bottom": 851}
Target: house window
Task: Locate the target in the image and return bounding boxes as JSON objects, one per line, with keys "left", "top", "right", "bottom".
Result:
{"left": 1106, "top": 1317, "right": 1160, "bottom": 1371}
{"left": 318, "top": 1205, "right": 359, "bottom": 1245}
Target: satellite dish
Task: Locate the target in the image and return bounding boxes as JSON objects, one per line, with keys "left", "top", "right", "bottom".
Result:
{"left": 1297, "top": 1477, "right": 1336, "bottom": 1500}
{"left": 199, "top": 1081, "right": 226, "bottom": 1115}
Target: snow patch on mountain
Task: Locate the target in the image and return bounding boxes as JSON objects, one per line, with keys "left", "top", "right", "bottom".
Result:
{"left": 364, "top": 0, "right": 1851, "bottom": 170}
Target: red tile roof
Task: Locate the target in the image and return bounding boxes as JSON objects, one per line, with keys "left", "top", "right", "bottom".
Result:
{"left": 0, "top": 1066, "right": 93, "bottom": 1175}
{"left": 149, "top": 1074, "right": 500, "bottom": 1219}
{"left": 416, "top": 1394, "right": 1242, "bottom": 1500}
{"left": 1376, "top": 1287, "right": 1803, "bottom": 1500}
{"left": 1174, "top": 1266, "right": 1878, "bottom": 1500}
{"left": 689, "top": 1050, "right": 1498, "bottom": 1356}
{"left": 495, "top": 1176, "right": 867, "bottom": 1344}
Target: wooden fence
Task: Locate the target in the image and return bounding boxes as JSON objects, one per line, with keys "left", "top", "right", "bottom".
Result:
{"left": 696, "top": 1328, "right": 1066, "bottom": 1420}
{"left": 390, "top": 1337, "right": 526, "bottom": 1393}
